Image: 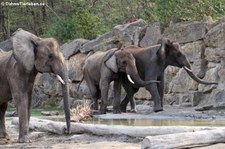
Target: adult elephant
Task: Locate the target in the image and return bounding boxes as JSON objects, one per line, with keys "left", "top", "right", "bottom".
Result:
{"left": 0, "top": 29, "right": 70, "bottom": 143}
{"left": 83, "top": 48, "right": 158, "bottom": 114}
{"left": 120, "top": 38, "right": 218, "bottom": 113}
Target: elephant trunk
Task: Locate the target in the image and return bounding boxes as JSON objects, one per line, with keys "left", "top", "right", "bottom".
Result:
{"left": 126, "top": 65, "right": 159, "bottom": 86}
{"left": 183, "top": 66, "right": 218, "bottom": 85}
{"left": 57, "top": 67, "right": 71, "bottom": 134}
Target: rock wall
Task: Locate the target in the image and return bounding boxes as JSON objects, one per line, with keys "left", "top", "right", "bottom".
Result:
{"left": 2, "top": 17, "right": 224, "bottom": 108}
{"left": 32, "top": 19, "right": 150, "bottom": 107}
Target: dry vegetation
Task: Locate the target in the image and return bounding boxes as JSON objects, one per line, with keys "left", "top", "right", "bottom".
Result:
{"left": 70, "top": 100, "right": 92, "bottom": 122}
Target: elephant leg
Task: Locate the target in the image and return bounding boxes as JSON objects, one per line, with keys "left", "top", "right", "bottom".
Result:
{"left": 120, "top": 95, "right": 129, "bottom": 112}
{"left": 10, "top": 79, "right": 30, "bottom": 142}
{"left": 113, "top": 79, "right": 122, "bottom": 114}
{"left": 145, "top": 83, "right": 163, "bottom": 112}
{"left": 16, "top": 94, "right": 29, "bottom": 143}
{"left": 91, "top": 85, "right": 100, "bottom": 111}
{"left": 99, "top": 79, "right": 110, "bottom": 114}
{"left": 157, "top": 75, "right": 164, "bottom": 108}
{"left": 120, "top": 81, "right": 139, "bottom": 112}
{"left": 84, "top": 73, "right": 100, "bottom": 110}
{"left": 87, "top": 82, "right": 99, "bottom": 110}
{"left": 0, "top": 102, "right": 9, "bottom": 139}
{"left": 27, "top": 85, "right": 33, "bottom": 123}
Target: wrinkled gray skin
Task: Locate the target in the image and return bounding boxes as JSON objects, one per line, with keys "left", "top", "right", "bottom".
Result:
{"left": 0, "top": 29, "right": 70, "bottom": 143}
{"left": 120, "top": 38, "right": 218, "bottom": 113}
{"left": 83, "top": 48, "right": 158, "bottom": 114}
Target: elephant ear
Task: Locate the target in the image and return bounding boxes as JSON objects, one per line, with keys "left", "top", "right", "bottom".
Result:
{"left": 157, "top": 37, "right": 168, "bottom": 59}
{"left": 105, "top": 54, "right": 118, "bottom": 73}
{"left": 11, "top": 28, "right": 40, "bottom": 71}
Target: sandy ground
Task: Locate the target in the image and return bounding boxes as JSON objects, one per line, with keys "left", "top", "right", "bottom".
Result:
{"left": 1, "top": 105, "right": 225, "bottom": 149}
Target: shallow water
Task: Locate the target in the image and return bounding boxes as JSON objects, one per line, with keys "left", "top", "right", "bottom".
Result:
{"left": 86, "top": 118, "right": 225, "bottom": 127}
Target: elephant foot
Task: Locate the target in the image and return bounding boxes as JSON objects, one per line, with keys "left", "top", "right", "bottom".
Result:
{"left": 18, "top": 135, "right": 31, "bottom": 143}
{"left": 120, "top": 105, "right": 127, "bottom": 113}
{"left": 99, "top": 110, "right": 106, "bottom": 114}
{"left": 113, "top": 108, "right": 121, "bottom": 114}
{"left": 153, "top": 107, "right": 163, "bottom": 112}
{"left": 127, "top": 109, "right": 136, "bottom": 113}
{"left": 0, "top": 132, "right": 9, "bottom": 139}
{"left": 99, "top": 107, "right": 107, "bottom": 114}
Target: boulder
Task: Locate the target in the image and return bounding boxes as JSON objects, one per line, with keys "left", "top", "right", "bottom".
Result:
{"left": 164, "top": 92, "right": 202, "bottom": 107}
{"left": 163, "top": 19, "right": 213, "bottom": 44}
{"left": 181, "top": 41, "right": 203, "bottom": 63}
{"left": 198, "top": 64, "right": 219, "bottom": 93}
{"left": 67, "top": 52, "right": 87, "bottom": 82}
{"left": 179, "top": 92, "right": 202, "bottom": 107}
{"left": 217, "top": 65, "right": 225, "bottom": 87}
{"left": 139, "top": 22, "right": 162, "bottom": 48}
{"left": 168, "top": 69, "right": 192, "bottom": 93}
{"left": 181, "top": 41, "right": 207, "bottom": 80}
{"left": 134, "top": 87, "right": 152, "bottom": 100}
{"left": 136, "top": 105, "right": 152, "bottom": 114}
{"left": 80, "top": 32, "right": 117, "bottom": 53}
{"left": 165, "top": 66, "right": 180, "bottom": 93}
{"left": 199, "top": 89, "right": 225, "bottom": 108}
{"left": 71, "top": 81, "right": 91, "bottom": 100}
{"left": 204, "top": 47, "right": 222, "bottom": 63}
{"left": 204, "top": 21, "right": 225, "bottom": 50}
{"left": 211, "top": 90, "right": 225, "bottom": 106}
{"left": 113, "top": 19, "right": 147, "bottom": 46}
{"left": 164, "top": 93, "right": 179, "bottom": 105}
{"left": 32, "top": 73, "right": 62, "bottom": 107}
{"left": 61, "top": 39, "right": 89, "bottom": 59}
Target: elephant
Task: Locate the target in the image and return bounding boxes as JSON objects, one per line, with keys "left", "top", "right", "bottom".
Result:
{"left": 83, "top": 48, "right": 159, "bottom": 114}
{"left": 120, "top": 38, "right": 218, "bottom": 113}
{"left": 0, "top": 28, "right": 70, "bottom": 143}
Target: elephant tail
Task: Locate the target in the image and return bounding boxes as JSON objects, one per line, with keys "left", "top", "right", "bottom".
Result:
{"left": 77, "top": 76, "right": 84, "bottom": 92}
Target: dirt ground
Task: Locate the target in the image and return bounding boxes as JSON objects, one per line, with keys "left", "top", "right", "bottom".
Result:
{"left": 1, "top": 105, "right": 225, "bottom": 149}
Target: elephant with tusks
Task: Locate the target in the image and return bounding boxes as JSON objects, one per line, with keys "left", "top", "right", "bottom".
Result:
{"left": 0, "top": 29, "right": 71, "bottom": 143}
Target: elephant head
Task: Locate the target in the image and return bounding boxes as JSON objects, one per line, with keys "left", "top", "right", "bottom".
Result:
{"left": 105, "top": 49, "right": 157, "bottom": 86}
{"left": 11, "top": 28, "right": 71, "bottom": 133}
{"left": 158, "top": 37, "right": 218, "bottom": 85}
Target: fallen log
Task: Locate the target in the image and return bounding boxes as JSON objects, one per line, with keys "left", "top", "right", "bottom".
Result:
{"left": 12, "top": 117, "right": 225, "bottom": 138}
{"left": 41, "top": 111, "right": 59, "bottom": 116}
{"left": 141, "top": 129, "right": 225, "bottom": 149}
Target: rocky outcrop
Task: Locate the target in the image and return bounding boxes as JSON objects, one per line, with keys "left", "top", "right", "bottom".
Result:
{"left": 113, "top": 19, "right": 147, "bottom": 46}
{"left": 163, "top": 16, "right": 214, "bottom": 44}
{"left": 61, "top": 39, "right": 89, "bottom": 60}
{"left": 32, "top": 17, "right": 225, "bottom": 109}
{"left": 80, "top": 32, "right": 117, "bottom": 53}
{"left": 139, "top": 22, "right": 162, "bottom": 48}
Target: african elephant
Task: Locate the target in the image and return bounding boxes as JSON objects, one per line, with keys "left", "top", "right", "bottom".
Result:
{"left": 120, "top": 38, "right": 218, "bottom": 112}
{"left": 83, "top": 48, "right": 158, "bottom": 114}
{"left": 0, "top": 29, "right": 70, "bottom": 143}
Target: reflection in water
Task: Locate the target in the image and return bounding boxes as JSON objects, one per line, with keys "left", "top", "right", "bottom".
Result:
{"left": 86, "top": 118, "right": 225, "bottom": 126}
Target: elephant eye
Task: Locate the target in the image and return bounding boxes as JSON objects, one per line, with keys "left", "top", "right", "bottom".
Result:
{"left": 122, "top": 61, "right": 127, "bottom": 65}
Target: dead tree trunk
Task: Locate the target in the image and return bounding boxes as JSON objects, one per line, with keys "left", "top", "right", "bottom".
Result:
{"left": 12, "top": 118, "right": 224, "bottom": 138}
{"left": 141, "top": 129, "right": 225, "bottom": 149}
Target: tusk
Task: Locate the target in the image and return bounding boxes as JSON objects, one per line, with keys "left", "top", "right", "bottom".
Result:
{"left": 57, "top": 75, "right": 65, "bottom": 85}
{"left": 127, "top": 74, "right": 135, "bottom": 84}
{"left": 183, "top": 66, "right": 192, "bottom": 72}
